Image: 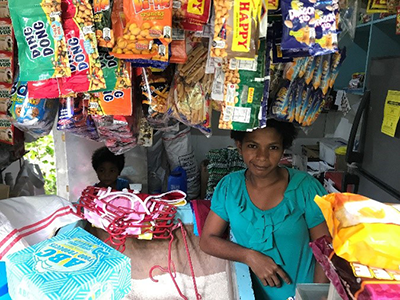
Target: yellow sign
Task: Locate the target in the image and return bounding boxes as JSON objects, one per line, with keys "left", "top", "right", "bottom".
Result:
{"left": 232, "top": 1, "right": 252, "bottom": 52}
{"left": 381, "top": 90, "right": 400, "bottom": 137}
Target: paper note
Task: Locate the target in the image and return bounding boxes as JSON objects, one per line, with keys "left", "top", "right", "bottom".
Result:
{"left": 381, "top": 90, "right": 400, "bottom": 137}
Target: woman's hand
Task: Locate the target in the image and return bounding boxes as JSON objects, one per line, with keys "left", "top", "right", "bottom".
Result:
{"left": 246, "top": 249, "right": 292, "bottom": 287}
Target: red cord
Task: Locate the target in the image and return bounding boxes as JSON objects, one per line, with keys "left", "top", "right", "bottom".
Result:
{"left": 149, "top": 220, "right": 202, "bottom": 300}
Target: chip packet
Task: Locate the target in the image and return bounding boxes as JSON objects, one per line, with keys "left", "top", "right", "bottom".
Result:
{"left": 0, "top": 52, "right": 13, "bottom": 85}
{"left": 9, "top": 80, "right": 59, "bottom": 138}
{"left": 110, "top": 0, "right": 173, "bottom": 59}
{"left": 281, "top": 0, "right": 316, "bottom": 56}
{"left": 92, "top": 51, "right": 132, "bottom": 92}
{"left": 314, "top": 193, "right": 400, "bottom": 272}
{"left": 211, "top": 0, "right": 262, "bottom": 60}
{"left": 57, "top": 94, "right": 100, "bottom": 141}
{"left": 9, "top": 0, "right": 71, "bottom": 81}
{"left": 312, "top": 0, "right": 338, "bottom": 56}
{"left": 92, "top": 0, "right": 115, "bottom": 49}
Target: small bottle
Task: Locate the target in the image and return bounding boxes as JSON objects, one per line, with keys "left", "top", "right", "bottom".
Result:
{"left": 148, "top": 172, "right": 162, "bottom": 194}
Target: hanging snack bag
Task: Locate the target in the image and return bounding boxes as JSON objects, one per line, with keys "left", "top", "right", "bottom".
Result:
{"left": 139, "top": 66, "right": 174, "bottom": 126}
{"left": 110, "top": 0, "right": 173, "bottom": 59}
{"left": 219, "top": 39, "right": 267, "bottom": 131}
{"left": 169, "top": 44, "right": 212, "bottom": 135}
{"left": 92, "top": 0, "right": 115, "bottom": 49}
{"left": 0, "top": 0, "right": 10, "bottom": 19}
{"left": 270, "top": 80, "right": 291, "bottom": 121}
{"left": 181, "top": 0, "right": 211, "bottom": 28}
{"left": 9, "top": 0, "right": 71, "bottom": 81}
{"left": 9, "top": 80, "right": 59, "bottom": 138}
{"left": 281, "top": 0, "right": 316, "bottom": 56}
{"left": 312, "top": 0, "right": 338, "bottom": 56}
{"left": 88, "top": 88, "right": 133, "bottom": 116}
{"left": 93, "top": 114, "right": 138, "bottom": 155}
{"left": 0, "top": 52, "right": 13, "bottom": 85}
{"left": 0, "top": 19, "right": 13, "bottom": 53}
{"left": 0, "top": 83, "right": 10, "bottom": 113}
{"left": 0, "top": 115, "right": 24, "bottom": 145}
{"left": 129, "top": 39, "right": 170, "bottom": 70}
{"left": 60, "top": 0, "right": 106, "bottom": 95}
{"left": 57, "top": 94, "right": 100, "bottom": 141}
{"left": 211, "top": 0, "right": 261, "bottom": 60}
{"left": 92, "top": 51, "right": 131, "bottom": 92}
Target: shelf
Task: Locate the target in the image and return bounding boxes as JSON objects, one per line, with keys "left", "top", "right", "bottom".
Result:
{"left": 373, "top": 14, "right": 396, "bottom": 25}
{"left": 344, "top": 88, "right": 365, "bottom": 95}
{"left": 356, "top": 22, "right": 372, "bottom": 29}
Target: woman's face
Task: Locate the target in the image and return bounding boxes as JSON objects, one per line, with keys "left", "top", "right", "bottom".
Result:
{"left": 96, "top": 161, "right": 120, "bottom": 188}
{"left": 236, "top": 127, "right": 284, "bottom": 179}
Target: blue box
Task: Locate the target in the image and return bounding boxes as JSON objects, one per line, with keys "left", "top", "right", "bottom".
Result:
{"left": 5, "top": 227, "right": 131, "bottom": 300}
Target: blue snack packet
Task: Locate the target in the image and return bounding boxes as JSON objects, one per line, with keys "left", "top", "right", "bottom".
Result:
{"left": 312, "top": 0, "right": 339, "bottom": 56}
{"left": 281, "top": 0, "right": 316, "bottom": 56}
{"left": 9, "top": 79, "right": 59, "bottom": 138}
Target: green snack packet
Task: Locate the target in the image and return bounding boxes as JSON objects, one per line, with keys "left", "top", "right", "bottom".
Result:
{"left": 9, "top": 0, "right": 71, "bottom": 81}
{"left": 219, "top": 39, "right": 267, "bottom": 131}
{"left": 90, "top": 51, "right": 131, "bottom": 93}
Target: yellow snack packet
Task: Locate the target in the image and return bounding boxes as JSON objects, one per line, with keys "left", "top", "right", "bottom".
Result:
{"left": 314, "top": 193, "right": 400, "bottom": 271}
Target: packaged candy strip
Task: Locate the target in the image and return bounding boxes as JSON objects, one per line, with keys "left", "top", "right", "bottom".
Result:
{"left": 9, "top": 0, "right": 71, "bottom": 81}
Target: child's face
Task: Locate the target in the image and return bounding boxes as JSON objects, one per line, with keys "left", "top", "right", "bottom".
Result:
{"left": 96, "top": 161, "right": 120, "bottom": 188}
{"left": 236, "top": 127, "right": 284, "bottom": 179}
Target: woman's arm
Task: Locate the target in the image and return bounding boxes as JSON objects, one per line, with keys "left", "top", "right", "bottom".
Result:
{"left": 200, "top": 211, "right": 291, "bottom": 287}
{"left": 310, "top": 221, "right": 331, "bottom": 283}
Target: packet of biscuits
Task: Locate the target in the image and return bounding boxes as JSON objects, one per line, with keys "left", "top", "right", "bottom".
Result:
{"left": 211, "top": 0, "right": 262, "bottom": 60}
{"left": 9, "top": 0, "right": 71, "bottom": 81}
{"left": 281, "top": 0, "right": 316, "bottom": 56}
{"left": 169, "top": 44, "right": 212, "bottom": 135}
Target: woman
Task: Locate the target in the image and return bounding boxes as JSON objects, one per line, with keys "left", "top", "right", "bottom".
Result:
{"left": 199, "top": 119, "right": 330, "bottom": 300}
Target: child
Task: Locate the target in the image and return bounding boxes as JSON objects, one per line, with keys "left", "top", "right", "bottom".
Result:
{"left": 91, "top": 146, "right": 125, "bottom": 190}
{"left": 200, "top": 119, "right": 330, "bottom": 300}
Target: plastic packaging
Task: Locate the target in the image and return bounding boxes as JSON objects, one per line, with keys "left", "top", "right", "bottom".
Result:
{"left": 149, "top": 171, "right": 162, "bottom": 194}
{"left": 314, "top": 193, "right": 400, "bottom": 271}
{"left": 167, "top": 166, "right": 187, "bottom": 193}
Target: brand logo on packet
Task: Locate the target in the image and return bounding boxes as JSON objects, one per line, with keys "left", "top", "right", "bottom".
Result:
{"left": 187, "top": 0, "right": 205, "bottom": 15}
{"left": 103, "top": 90, "right": 124, "bottom": 102}
{"left": 23, "top": 21, "right": 54, "bottom": 59}
{"left": 233, "top": 1, "right": 252, "bottom": 52}
{"left": 100, "top": 52, "right": 118, "bottom": 69}
{"left": 0, "top": 25, "right": 11, "bottom": 35}
{"left": 288, "top": 6, "right": 314, "bottom": 22}
{"left": 67, "top": 37, "right": 89, "bottom": 72}
{"left": 34, "top": 238, "right": 109, "bottom": 273}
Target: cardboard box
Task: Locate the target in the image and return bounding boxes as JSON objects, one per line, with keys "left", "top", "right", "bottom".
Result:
{"left": 301, "top": 145, "right": 320, "bottom": 161}
{"left": 6, "top": 227, "right": 131, "bottom": 300}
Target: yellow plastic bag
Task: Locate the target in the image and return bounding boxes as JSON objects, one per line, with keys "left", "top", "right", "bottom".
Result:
{"left": 314, "top": 193, "right": 400, "bottom": 270}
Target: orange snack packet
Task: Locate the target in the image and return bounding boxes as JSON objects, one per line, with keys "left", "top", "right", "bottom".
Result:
{"left": 110, "top": 0, "right": 172, "bottom": 59}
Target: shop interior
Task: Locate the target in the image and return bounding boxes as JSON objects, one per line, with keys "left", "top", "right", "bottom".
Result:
{"left": 0, "top": 0, "right": 400, "bottom": 299}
